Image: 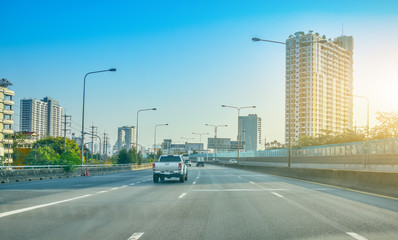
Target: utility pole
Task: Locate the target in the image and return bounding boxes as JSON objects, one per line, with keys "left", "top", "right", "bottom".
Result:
{"left": 90, "top": 125, "right": 97, "bottom": 163}
{"left": 103, "top": 132, "right": 107, "bottom": 156}
{"left": 105, "top": 135, "right": 109, "bottom": 156}
{"left": 264, "top": 137, "right": 267, "bottom": 150}
{"left": 62, "top": 114, "right": 71, "bottom": 151}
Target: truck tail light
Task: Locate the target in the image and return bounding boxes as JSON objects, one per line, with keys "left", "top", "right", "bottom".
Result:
{"left": 178, "top": 162, "right": 182, "bottom": 170}
{"left": 153, "top": 163, "right": 156, "bottom": 170}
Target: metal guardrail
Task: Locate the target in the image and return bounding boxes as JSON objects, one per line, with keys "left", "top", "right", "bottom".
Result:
{"left": 191, "top": 138, "right": 398, "bottom": 158}
{"left": 0, "top": 163, "right": 151, "bottom": 170}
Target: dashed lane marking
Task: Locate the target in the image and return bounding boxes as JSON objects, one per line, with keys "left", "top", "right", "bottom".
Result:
{"left": 191, "top": 189, "right": 281, "bottom": 192}
{"left": 271, "top": 192, "right": 284, "bottom": 198}
{"left": 249, "top": 181, "right": 255, "bottom": 184}
{"left": 178, "top": 193, "right": 187, "bottom": 199}
{"left": 263, "top": 172, "right": 398, "bottom": 201}
{"left": 111, "top": 187, "right": 119, "bottom": 190}
{"left": 127, "top": 232, "right": 144, "bottom": 240}
{"left": 346, "top": 232, "right": 368, "bottom": 240}
{"left": 97, "top": 190, "right": 107, "bottom": 194}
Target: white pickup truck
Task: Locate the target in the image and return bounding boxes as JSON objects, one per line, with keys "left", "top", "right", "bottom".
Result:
{"left": 153, "top": 155, "right": 188, "bottom": 183}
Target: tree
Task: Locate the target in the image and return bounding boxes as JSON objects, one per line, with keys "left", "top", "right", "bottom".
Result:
{"left": 295, "top": 129, "right": 366, "bottom": 147}
{"left": 117, "top": 149, "right": 131, "bottom": 164}
{"left": 267, "top": 140, "right": 284, "bottom": 149}
{"left": 23, "top": 137, "right": 81, "bottom": 166}
{"left": 370, "top": 112, "right": 398, "bottom": 139}
{"left": 24, "top": 145, "right": 60, "bottom": 165}
{"left": 155, "top": 149, "right": 163, "bottom": 160}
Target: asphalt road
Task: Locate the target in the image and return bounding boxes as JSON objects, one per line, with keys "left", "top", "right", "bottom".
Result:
{"left": 1, "top": 164, "right": 397, "bottom": 240}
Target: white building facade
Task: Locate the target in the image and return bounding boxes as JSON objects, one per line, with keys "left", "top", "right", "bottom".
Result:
{"left": 238, "top": 114, "right": 261, "bottom": 151}
{"left": 20, "top": 97, "right": 63, "bottom": 139}
{"left": 0, "top": 79, "right": 15, "bottom": 164}
{"left": 114, "top": 126, "right": 135, "bottom": 152}
{"left": 285, "top": 32, "right": 354, "bottom": 144}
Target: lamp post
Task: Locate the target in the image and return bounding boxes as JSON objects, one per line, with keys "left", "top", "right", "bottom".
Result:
{"left": 348, "top": 94, "right": 370, "bottom": 167}
{"left": 154, "top": 123, "right": 168, "bottom": 161}
{"left": 205, "top": 124, "right": 227, "bottom": 161}
{"left": 221, "top": 105, "right": 256, "bottom": 164}
{"left": 192, "top": 132, "right": 209, "bottom": 155}
{"left": 135, "top": 108, "right": 156, "bottom": 160}
{"left": 84, "top": 132, "right": 102, "bottom": 165}
{"left": 81, "top": 68, "right": 116, "bottom": 173}
{"left": 252, "top": 37, "right": 326, "bottom": 167}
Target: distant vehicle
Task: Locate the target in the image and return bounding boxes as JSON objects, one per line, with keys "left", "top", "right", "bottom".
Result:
{"left": 153, "top": 155, "right": 188, "bottom": 183}
{"left": 182, "top": 154, "right": 190, "bottom": 164}
{"left": 229, "top": 159, "right": 238, "bottom": 164}
{"left": 185, "top": 160, "right": 192, "bottom": 166}
{"left": 196, "top": 161, "right": 204, "bottom": 167}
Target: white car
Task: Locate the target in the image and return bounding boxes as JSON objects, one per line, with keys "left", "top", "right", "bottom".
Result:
{"left": 153, "top": 155, "right": 188, "bottom": 183}
{"left": 229, "top": 159, "right": 238, "bottom": 164}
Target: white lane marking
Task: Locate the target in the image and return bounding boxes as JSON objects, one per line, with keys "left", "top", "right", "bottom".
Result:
{"left": 127, "top": 232, "right": 144, "bottom": 240}
{"left": 129, "top": 183, "right": 135, "bottom": 186}
{"left": 178, "top": 193, "right": 187, "bottom": 199}
{"left": 192, "top": 189, "right": 266, "bottom": 192}
{"left": 97, "top": 190, "right": 107, "bottom": 194}
{"left": 120, "top": 185, "right": 127, "bottom": 188}
{"left": 111, "top": 187, "right": 119, "bottom": 190}
{"left": 249, "top": 181, "right": 255, "bottom": 184}
{"left": 271, "top": 192, "right": 284, "bottom": 198}
{"left": 0, "top": 194, "right": 93, "bottom": 218}
{"left": 346, "top": 232, "right": 368, "bottom": 240}
{"left": 193, "top": 181, "right": 196, "bottom": 184}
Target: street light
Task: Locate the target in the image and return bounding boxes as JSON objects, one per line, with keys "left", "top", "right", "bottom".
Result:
{"left": 136, "top": 108, "right": 156, "bottom": 161}
{"left": 252, "top": 37, "right": 327, "bottom": 44}
{"left": 84, "top": 132, "right": 102, "bottom": 165}
{"left": 192, "top": 132, "right": 209, "bottom": 155}
{"left": 348, "top": 93, "right": 370, "bottom": 167}
{"left": 205, "top": 124, "right": 227, "bottom": 161}
{"left": 81, "top": 68, "right": 116, "bottom": 173}
{"left": 221, "top": 105, "right": 256, "bottom": 164}
{"left": 154, "top": 123, "right": 168, "bottom": 161}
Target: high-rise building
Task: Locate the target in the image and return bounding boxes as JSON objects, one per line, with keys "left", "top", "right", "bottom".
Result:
{"left": 114, "top": 126, "right": 135, "bottom": 152}
{"left": 20, "top": 97, "right": 63, "bottom": 139}
{"left": 0, "top": 78, "right": 14, "bottom": 164}
{"left": 285, "top": 31, "right": 354, "bottom": 144}
{"left": 239, "top": 114, "right": 261, "bottom": 151}
{"left": 42, "top": 97, "right": 62, "bottom": 137}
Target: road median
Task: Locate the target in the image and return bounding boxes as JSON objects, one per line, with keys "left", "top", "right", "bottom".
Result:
{"left": 0, "top": 163, "right": 152, "bottom": 184}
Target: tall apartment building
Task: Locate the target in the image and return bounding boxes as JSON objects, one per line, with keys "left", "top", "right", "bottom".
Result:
{"left": 0, "top": 79, "right": 15, "bottom": 164}
{"left": 114, "top": 126, "right": 135, "bottom": 152}
{"left": 238, "top": 114, "right": 261, "bottom": 151}
{"left": 20, "top": 97, "right": 63, "bottom": 139}
{"left": 42, "top": 97, "right": 62, "bottom": 137}
{"left": 285, "top": 31, "right": 353, "bottom": 144}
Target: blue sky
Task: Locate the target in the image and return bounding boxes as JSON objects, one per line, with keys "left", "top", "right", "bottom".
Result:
{"left": 2, "top": 0, "right": 398, "bottom": 149}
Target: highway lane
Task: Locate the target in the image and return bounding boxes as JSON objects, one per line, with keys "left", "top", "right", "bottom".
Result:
{"left": 0, "top": 164, "right": 397, "bottom": 239}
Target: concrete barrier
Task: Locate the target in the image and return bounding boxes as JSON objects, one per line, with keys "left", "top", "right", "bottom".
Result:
{"left": 217, "top": 163, "right": 398, "bottom": 198}
{"left": 0, "top": 164, "right": 151, "bottom": 184}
